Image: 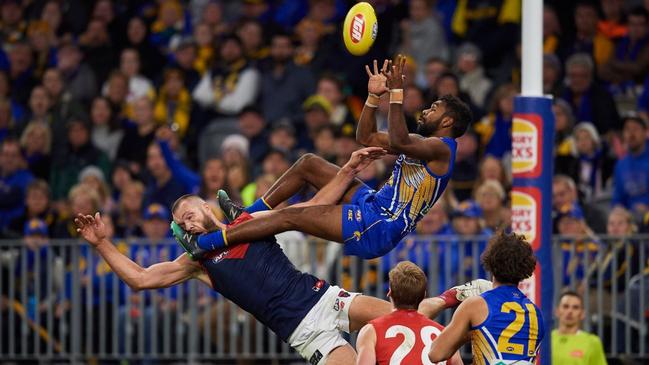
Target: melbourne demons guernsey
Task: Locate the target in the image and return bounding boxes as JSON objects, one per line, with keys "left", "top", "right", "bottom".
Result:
{"left": 199, "top": 234, "right": 328, "bottom": 341}
{"left": 373, "top": 137, "right": 456, "bottom": 235}
{"left": 470, "top": 285, "right": 545, "bottom": 365}
{"left": 370, "top": 309, "right": 452, "bottom": 365}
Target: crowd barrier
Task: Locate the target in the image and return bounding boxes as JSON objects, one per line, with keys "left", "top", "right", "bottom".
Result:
{"left": 0, "top": 235, "right": 647, "bottom": 363}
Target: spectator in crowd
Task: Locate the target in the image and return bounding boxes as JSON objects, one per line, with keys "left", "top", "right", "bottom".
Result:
{"left": 543, "top": 5, "right": 562, "bottom": 55}
{"left": 599, "top": 6, "right": 649, "bottom": 95}
{"left": 42, "top": 68, "right": 86, "bottom": 151}
{"left": 474, "top": 83, "right": 516, "bottom": 159}
{"left": 543, "top": 53, "right": 563, "bottom": 96}
{"left": 561, "top": 53, "right": 620, "bottom": 135}
{"left": 260, "top": 32, "right": 316, "bottom": 123}
{"left": 103, "top": 71, "right": 129, "bottom": 119}
{"left": 0, "top": 138, "right": 34, "bottom": 230}
{"left": 477, "top": 155, "right": 510, "bottom": 194}
{"left": 50, "top": 118, "right": 110, "bottom": 201}
{"left": 316, "top": 74, "right": 358, "bottom": 126}
{"left": 612, "top": 116, "right": 649, "bottom": 216}
{"left": 23, "top": 85, "right": 52, "bottom": 129}
{"left": 261, "top": 148, "right": 291, "bottom": 181}
{"left": 451, "top": 0, "right": 521, "bottom": 70}
{"left": 55, "top": 41, "right": 97, "bottom": 105}
{"left": 193, "top": 34, "right": 259, "bottom": 116}
{"left": 293, "top": 18, "right": 328, "bottom": 73}
{"left": 237, "top": 106, "right": 269, "bottom": 168}
{"left": 554, "top": 99, "right": 577, "bottom": 176}
{"left": 192, "top": 22, "right": 215, "bottom": 74}
{"left": 0, "top": 0, "right": 27, "bottom": 45}
{"left": 125, "top": 17, "right": 164, "bottom": 80}
{"left": 598, "top": 0, "right": 627, "bottom": 41}
{"left": 431, "top": 71, "right": 481, "bottom": 118}
{"left": 422, "top": 57, "right": 449, "bottom": 102}
{"left": 559, "top": 2, "right": 613, "bottom": 67}
{"left": 114, "top": 180, "right": 144, "bottom": 239}
{"left": 53, "top": 183, "right": 100, "bottom": 239}
{"left": 552, "top": 291, "right": 607, "bottom": 365}
{"left": 143, "top": 142, "right": 187, "bottom": 210}
{"left": 149, "top": 0, "right": 190, "bottom": 51}
{"left": 113, "top": 48, "right": 155, "bottom": 105}
{"left": 455, "top": 43, "right": 492, "bottom": 107}
{"left": 20, "top": 121, "right": 51, "bottom": 181}
{"left": 0, "top": 70, "right": 25, "bottom": 124}
{"left": 5, "top": 179, "right": 56, "bottom": 239}
{"left": 90, "top": 96, "right": 123, "bottom": 161}
{"left": 237, "top": 19, "right": 268, "bottom": 62}
{"left": 553, "top": 174, "right": 607, "bottom": 233}
{"left": 556, "top": 202, "right": 601, "bottom": 286}
{"left": 153, "top": 68, "right": 192, "bottom": 139}
{"left": 269, "top": 120, "right": 297, "bottom": 157}
{"left": 399, "top": 0, "right": 449, "bottom": 79}
{"left": 116, "top": 97, "right": 157, "bottom": 173}
{"left": 450, "top": 132, "right": 481, "bottom": 202}
{"left": 474, "top": 179, "right": 509, "bottom": 232}
{"left": 7, "top": 41, "right": 37, "bottom": 105}
{"left": 570, "top": 122, "right": 616, "bottom": 201}
{"left": 78, "top": 166, "right": 114, "bottom": 214}
{"left": 298, "top": 95, "right": 333, "bottom": 151}
{"left": 27, "top": 21, "right": 56, "bottom": 80}
{"left": 311, "top": 125, "right": 336, "bottom": 163}
{"left": 169, "top": 38, "right": 201, "bottom": 91}
{"left": 450, "top": 200, "right": 491, "bottom": 281}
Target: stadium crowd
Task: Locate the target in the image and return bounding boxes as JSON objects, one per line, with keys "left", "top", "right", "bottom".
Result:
{"left": 0, "top": 0, "right": 648, "bottom": 361}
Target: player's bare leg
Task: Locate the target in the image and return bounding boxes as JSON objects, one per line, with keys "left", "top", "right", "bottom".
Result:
{"left": 261, "top": 153, "right": 364, "bottom": 207}
{"left": 227, "top": 204, "right": 345, "bottom": 243}
{"left": 326, "top": 344, "right": 357, "bottom": 364}
{"left": 347, "top": 296, "right": 392, "bottom": 332}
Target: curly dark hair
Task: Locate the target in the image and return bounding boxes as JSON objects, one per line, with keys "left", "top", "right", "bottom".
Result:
{"left": 480, "top": 231, "right": 537, "bottom": 285}
{"left": 439, "top": 94, "right": 472, "bottom": 138}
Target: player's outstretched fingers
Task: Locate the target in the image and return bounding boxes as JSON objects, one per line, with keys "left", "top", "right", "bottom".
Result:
{"left": 365, "top": 65, "right": 372, "bottom": 77}
{"left": 373, "top": 59, "right": 378, "bottom": 74}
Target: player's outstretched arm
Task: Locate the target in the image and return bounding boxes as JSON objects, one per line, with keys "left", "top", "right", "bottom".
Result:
{"left": 357, "top": 59, "right": 393, "bottom": 151}
{"left": 385, "top": 55, "right": 451, "bottom": 162}
{"left": 75, "top": 213, "right": 201, "bottom": 290}
{"left": 355, "top": 324, "right": 377, "bottom": 365}
{"left": 428, "top": 297, "right": 481, "bottom": 362}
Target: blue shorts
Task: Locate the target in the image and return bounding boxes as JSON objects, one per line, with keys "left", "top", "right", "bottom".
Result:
{"left": 341, "top": 185, "right": 406, "bottom": 259}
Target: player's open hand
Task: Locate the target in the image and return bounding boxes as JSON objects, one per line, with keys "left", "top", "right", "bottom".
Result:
{"left": 74, "top": 212, "right": 107, "bottom": 246}
{"left": 386, "top": 54, "right": 406, "bottom": 90}
{"left": 344, "top": 147, "right": 387, "bottom": 175}
{"left": 365, "top": 59, "right": 389, "bottom": 96}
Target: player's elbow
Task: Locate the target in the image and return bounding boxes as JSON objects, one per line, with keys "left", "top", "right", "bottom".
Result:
{"left": 428, "top": 342, "right": 449, "bottom": 363}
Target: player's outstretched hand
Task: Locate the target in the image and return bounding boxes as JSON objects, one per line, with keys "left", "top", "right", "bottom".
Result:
{"left": 365, "top": 59, "right": 389, "bottom": 96}
{"left": 74, "top": 212, "right": 107, "bottom": 246}
{"left": 385, "top": 54, "right": 406, "bottom": 90}
{"left": 344, "top": 147, "right": 387, "bottom": 175}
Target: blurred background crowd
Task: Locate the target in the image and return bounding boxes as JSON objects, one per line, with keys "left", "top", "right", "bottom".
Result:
{"left": 0, "top": 0, "right": 648, "bottom": 360}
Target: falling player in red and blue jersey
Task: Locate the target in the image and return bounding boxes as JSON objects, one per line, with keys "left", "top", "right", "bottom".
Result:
{"left": 175, "top": 56, "right": 473, "bottom": 260}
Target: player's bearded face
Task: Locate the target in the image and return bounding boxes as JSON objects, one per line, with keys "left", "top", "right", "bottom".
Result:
{"left": 417, "top": 113, "right": 442, "bottom": 136}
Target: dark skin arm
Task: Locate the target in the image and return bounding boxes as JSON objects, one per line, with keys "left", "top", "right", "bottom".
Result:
{"left": 356, "top": 59, "right": 393, "bottom": 151}
{"left": 429, "top": 296, "right": 486, "bottom": 362}
{"left": 386, "top": 55, "right": 451, "bottom": 168}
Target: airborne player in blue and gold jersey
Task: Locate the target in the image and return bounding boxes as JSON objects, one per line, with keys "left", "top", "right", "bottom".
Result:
{"left": 174, "top": 55, "right": 473, "bottom": 260}
{"left": 429, "top": 231, "right": 545, "bottom": 364}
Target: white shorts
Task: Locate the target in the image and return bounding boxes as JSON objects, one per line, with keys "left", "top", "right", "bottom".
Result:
{"left": 287, "top": 285, "right": 360, "bottom": 365}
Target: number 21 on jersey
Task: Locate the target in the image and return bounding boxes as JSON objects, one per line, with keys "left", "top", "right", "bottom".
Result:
{"left": 497, "top": 302, "right": 540, "bottom": 357}
{"left": 385, "top": 325, "right": 447, "bottom": 365}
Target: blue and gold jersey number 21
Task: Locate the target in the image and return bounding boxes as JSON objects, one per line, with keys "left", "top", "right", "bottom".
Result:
{"left": 497, "top": 302, "right": 540, "bottom": 357}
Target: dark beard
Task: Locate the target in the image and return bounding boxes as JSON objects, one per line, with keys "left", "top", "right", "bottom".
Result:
{"left": 416, "top": 120, "right": 439, "bottom": 136}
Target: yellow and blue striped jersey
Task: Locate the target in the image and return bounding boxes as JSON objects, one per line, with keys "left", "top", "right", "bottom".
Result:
{"left": 470, "top": 285, "right": 545, "bottom": 365}
{"left": 373, "top": 137, "right": 457, "bottom": 234}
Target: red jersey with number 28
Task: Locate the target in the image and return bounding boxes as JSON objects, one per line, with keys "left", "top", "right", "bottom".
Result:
{"left": 370, "top": 309, "right": 452, "bottom": 365}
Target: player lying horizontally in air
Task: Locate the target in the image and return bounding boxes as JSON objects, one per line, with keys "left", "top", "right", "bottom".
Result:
{"left": 428, "top": 232, "right": 546, "bottom": 365}
{"left": 174, "top": 55, "right": 473, "bottom": 260}
{"left": 74, "top": 149, "right": 491, "bottom": 365}
{"left": 355, "top": 261, "right": 465, "bottom": 365}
